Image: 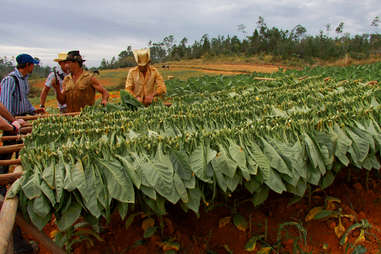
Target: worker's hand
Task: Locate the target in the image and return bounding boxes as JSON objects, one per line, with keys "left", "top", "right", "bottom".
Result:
{"left": 136, "top": 96, "right": 143, "bottom": 103}
{"left": 11, "top": 120, "right": 21, "bottom": 131}
{"left": 101, "top": 99, "right": 107, "bottom": 106}
{"left": 35, "top": 108, "right": 46, "bottom": 114}
{"left": 144, "top": 95, "right": 154, "bottom": 106}
{"left": 16, "top": 119, "right": 26, "bottom": 126}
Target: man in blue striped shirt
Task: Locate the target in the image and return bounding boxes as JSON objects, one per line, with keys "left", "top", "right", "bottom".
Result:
{"left": 0, "top": 53, "right": 45, "bottom": 116}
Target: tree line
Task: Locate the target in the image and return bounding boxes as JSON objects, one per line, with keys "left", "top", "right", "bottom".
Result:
{"left": 0, "top": 56, "right": 52, "bottom": 80}
{"left": 100, "top": 16, "right": 381, "bottom": 69}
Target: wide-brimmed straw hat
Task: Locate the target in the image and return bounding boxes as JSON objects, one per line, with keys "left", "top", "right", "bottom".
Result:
{"left": 54, "top": 52, "right": 68, "bottom": 62}
{"left": 133, "top": 48, "right": 150, "bottom": 66}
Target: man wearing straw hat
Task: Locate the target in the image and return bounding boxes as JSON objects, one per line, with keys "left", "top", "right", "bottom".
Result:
{"left": 53, "top": 50, "right": 109, "bottom": 112}
{"left": 125, "top": 48, "right": 167, "bottom": 106}
{"left": 39, "top": 52, "right": 69, "bottom": 113}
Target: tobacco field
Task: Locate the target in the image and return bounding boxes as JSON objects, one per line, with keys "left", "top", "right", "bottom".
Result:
{"left": 8, "top": 62, "right": 381, "bottom": 252}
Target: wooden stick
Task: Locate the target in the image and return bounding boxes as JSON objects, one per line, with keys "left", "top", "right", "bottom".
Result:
{"left": 16, "top": 112, "right": 80, "bottom": 121}
{"left": 0, "top": 198, "right": 66, "bottom": 254}
{"left": 0, "top": 172, "right": 23, "bottom": 185}
{"left": 14, "top": 213, "right": 66, "bottom": 254}
{"left": 0, "top": 135, "right": 28, "bottom": 142}
{"left": 0, "top": 166, "right": 22, "bottom": 254}
{"left": 0, "top": 144, "right": 24, "bottom": 155}
{"left": 0, "top": 159, "right": 21, "bottom": 166}
{"left": 5, "top": 234, "right": 12, "bottom": 254}
{"left": 253, "top": 77, "right": 277, "bottom": 81}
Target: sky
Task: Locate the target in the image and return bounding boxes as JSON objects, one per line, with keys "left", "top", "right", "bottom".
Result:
{"left": 0, "top": 0, "right": 380, "bottom": 67}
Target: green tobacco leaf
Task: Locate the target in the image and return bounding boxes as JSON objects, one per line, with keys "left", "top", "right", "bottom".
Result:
{"left": 32, "top": 194, "right": 51, "bottom": 217}
{"left": 174, "top": 172, "right": 189, "bottom": 203}
{"left": 244, "top": 179, "right": 261, "bottom": 194}
{"left": 233, "top": 214, "right": 248, "bottom": 231}
{"left": 144, "top": 146, "right": 180, "bottom": 204}
{"left": 185, "top": 188, "right": 202, "bottom": 213}
{"left": 346, "top": 128, "right": 369, "bottom": 163}
{"left": 22, "top": 172, "right": 41, "bottom": 200}
{"left": 57, "top": 200, "right": 82, "bottom": 231}
{"left": 6, "top": 178, "right": 22, "bottom": 198}
{"left": 120, "top": 90, "right": 144, "bottom": 108}
{"left": 141, "top": 185, "right": 157, "bottom": 200}
{"left": 116, "top": 154, "right": 142, "bottom": 189}
{"left": 226, "top": 173, "right": 241, "bottom": 192}
{"left": 55, "top": 160, "right": 65, "bottom": 202}
{"left": 304, "top": 133, "right": 326, "bottom": 175}
{"left": 214, "top": 170, "right": 228, "bottom": 192}
{"left": 264, "top": 168, "right": 286, "bottom": 194}
{"left": 190, "top": 143, "right": 216, "bottom": 183}
{"left": 252, "top": 186, "right": 269, "bottom": 206}
{"left": 99, "top": 159, "right": 135, "bottom": 203}
{"left": 332, "top": 125, "right": 351, "bottom": 166}
{"left": 212, "top": 144, "right": 237, "bottom": 178}
{"left": 170, "top": 150, "right": 193, "bottom": 181}
{"left": 117, "top": 202, "right": 129, "bottom": 221}
{"left": 228, "top": 140, "right": 247, "bottom": 172}
{"left": 42, "top": 159, "right": 55, "bottom": 189}
{"left": 248, "top": 141, "right": 270, "bottom": 181}
{"left": 321, "top": 171, "right": 335, "bottom": 189}
{"left": 27, "top": 203, "right": 51, "bottom": 231}
{"left": 261, "top": 137, "right": 291, "bottom": 176}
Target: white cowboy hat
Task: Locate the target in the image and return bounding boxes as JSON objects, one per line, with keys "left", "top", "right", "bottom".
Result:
{"left": 54, "top": 52, "right": 68, "bottom": 62}
{"left": 133, "top": 48, "right": 151, "bottom": 66}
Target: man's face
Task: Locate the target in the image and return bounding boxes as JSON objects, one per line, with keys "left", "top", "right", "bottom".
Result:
{"left": 59, "top": 61, "right": 69, "bottom": 73}
{"left": 65, "top": 61, "right": 77, "bottom": 74}
{"left": 26, "top": 63, "right": 35, "bottom": 74}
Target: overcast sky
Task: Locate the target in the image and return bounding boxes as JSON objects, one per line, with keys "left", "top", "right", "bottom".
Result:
{"left": 0, "top": 0, "right": 380, "bottom": 67}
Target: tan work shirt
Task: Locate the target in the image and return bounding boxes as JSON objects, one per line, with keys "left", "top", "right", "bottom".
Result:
{"left": 62, "top": 71, "right": 96, "bottom": 112}
{"left": 125, "top": 65, "right": 166, "bottom": 98}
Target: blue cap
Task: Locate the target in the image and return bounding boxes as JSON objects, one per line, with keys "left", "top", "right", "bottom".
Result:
{"left": 16, "top": 54, "right": 40, "bottom": 65}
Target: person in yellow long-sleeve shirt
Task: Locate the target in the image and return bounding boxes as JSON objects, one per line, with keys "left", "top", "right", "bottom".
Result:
{"left": 125, "top": 48, "right": 166, "bottom": 106}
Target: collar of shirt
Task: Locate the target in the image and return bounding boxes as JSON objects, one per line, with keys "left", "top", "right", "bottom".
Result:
{"left": 13, "top": 68, "right": 27, "bottom": 80}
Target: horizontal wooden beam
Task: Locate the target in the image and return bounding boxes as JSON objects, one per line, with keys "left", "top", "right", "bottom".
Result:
{"left": 0, "top": 159, "right": 21, "bottom": 166}
{"left": 16, "top": 112, "right": 80, "bottom": 121}
{"left": 0, "top": 135, "right": 28, "bottom": 142}
{"left": 0, "top": 144, "right": 24, "bottom": 155}
{"left": 0, "top": 172, "right": 23, "bottom": 185}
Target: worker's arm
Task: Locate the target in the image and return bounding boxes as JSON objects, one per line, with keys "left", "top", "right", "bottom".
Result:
{"left": 0, "top": 116, "right": 15, "bottom": 131}
{"left": 0, "top": 102, "right": 16, "bottom": 123}
{"left": 39, "top": 85, "right": 51, "bottom": 107}
{"left": 91, "top": 77, "right": 109, "bottom": 106}
{"left": 52, "top": 79, "right": 66, "bottom": 105}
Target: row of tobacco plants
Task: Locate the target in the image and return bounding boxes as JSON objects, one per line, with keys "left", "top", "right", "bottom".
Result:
{"left": 7, "top": 62, "right": 381, "bottom": 250}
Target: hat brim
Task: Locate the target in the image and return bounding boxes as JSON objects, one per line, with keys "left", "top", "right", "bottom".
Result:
{"left": 54, "top": 59, "right": 67, "bottom": 62}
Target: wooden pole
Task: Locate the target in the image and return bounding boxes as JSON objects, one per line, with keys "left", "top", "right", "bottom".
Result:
{"left": 0, "top": 159, "right": 21, "bottom": 166}
{"left": 0, "top": 144, "right": 24, "bottom": 155}
{"left": 14, "top": 212, "right": 66, "bottom": 254}
{"left": 0, "top": 172, "right": 23, "bottom": 185}
{"left": 0, "top": 166, "right": 22, "bottom": 254}
{"left": 16, "top": 112, "right": 80, "bottom": 121}
{"left": 0, "top": 135, "right": 28, "bottom": 142}
{"left": 253, "top": 77, "right": 277, "bottom": 81}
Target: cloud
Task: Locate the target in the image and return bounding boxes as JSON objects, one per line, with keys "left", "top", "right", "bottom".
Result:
{"left": 0, "top": 0, "right": 380, "bottom": 67}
